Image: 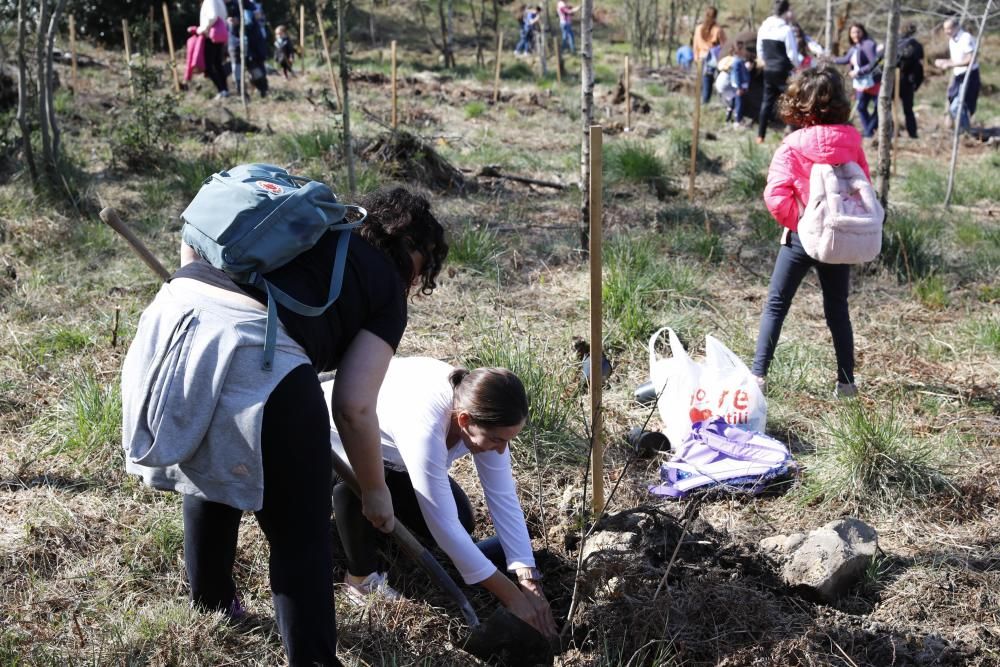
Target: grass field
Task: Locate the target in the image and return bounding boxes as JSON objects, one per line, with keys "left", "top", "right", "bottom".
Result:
{"left": 1, "top": 5, "right": 998, "bottom": 666}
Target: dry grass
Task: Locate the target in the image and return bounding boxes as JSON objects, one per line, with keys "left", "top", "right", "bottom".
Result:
{"left": 1, "top": 14, "right": 999, "bottom": 667}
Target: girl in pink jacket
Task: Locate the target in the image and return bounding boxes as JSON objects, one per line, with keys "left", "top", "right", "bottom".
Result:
{"left": 752, "top": 64, "right": 869, "bottom": 398}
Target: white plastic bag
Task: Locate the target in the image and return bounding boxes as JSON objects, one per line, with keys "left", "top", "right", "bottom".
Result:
{"left": 648, "top": 327, "right": 767, "bottom": 448}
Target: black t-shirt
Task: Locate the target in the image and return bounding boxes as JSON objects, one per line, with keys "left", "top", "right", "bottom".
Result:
{"left": 173, "top": 232, "right": 408, "bottom": 372}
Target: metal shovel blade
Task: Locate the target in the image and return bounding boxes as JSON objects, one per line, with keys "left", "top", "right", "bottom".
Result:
{"left": 461, "top": 607, "right": 554, "bottom": 666}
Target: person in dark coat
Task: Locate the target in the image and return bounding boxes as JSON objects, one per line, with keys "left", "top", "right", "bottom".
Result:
{"left": 896, "top": 23, "right": 924, "bottom": 138}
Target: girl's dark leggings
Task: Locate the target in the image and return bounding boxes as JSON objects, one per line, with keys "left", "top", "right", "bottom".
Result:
{"left": 182, "top": 363, "right": 342, "bottom": 667}
{"left": 203, "top": 39, "right": 229, "bottom": 93}
{"left": 752, "top": 232, "right": 855, "bottom": 385}
{"left": 332, "top": 467, "right": 479, "bottom": 577}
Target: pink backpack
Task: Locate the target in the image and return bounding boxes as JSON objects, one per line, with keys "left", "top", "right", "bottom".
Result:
{"left": 797, "top": 162, "right": 884, "bottom": 265}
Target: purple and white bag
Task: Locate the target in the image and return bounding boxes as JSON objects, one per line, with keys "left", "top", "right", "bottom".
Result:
{"left": 649, "top": 417, "right": 796, "bottom": 498}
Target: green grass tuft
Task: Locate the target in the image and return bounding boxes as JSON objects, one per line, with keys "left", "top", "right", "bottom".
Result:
{"left": 727, "top": 138, "right": 769, "bottom": 200}
{"left": 912, "top": 274, "right": 949, "bottom": 309}
{"left": 42, "top": 371, "right": 122, "bottom": 471}
{"left": 464, "top": 101, "right": 487, "bottom": 119}
{"left": 801, "top": 401, "right": 955, "bottom": 511}
{"left": 604, "top": 140, "right": 672, "bottom": 199}
{"left": 880, "top": 211, "right": 943, "bottom": 282}
{"left": 447, "top": 224, "right": 503, "bottom": 274}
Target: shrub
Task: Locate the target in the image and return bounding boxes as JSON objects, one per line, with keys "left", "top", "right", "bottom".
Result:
{"left": 801, "top": 401, "right": 955, "bottom": 511}
{"left": 108, "top": 57, "right": 178, "bottom": 171}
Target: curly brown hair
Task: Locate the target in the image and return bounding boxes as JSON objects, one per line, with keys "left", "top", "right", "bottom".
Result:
{"left": 777, "top": 64, "right": 852, "bottom": 128}
{"left": 357, "top": 187, "right": 448, "bottom": 296}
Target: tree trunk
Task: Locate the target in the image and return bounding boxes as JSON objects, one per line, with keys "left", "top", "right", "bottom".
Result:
{"left": 35, "top": 0, "right": 51, "bottom": 171}
{"left": 824, "top": 0, "right": 832, "bottom": 53}
{"left": 579, "top": 0, "right": 594, "bottom": 252}
{"left": 437, "top": 0, "right": 455, "bottom": 68}
{"left": 16, "top": 0, "right": 37, "bottom": 186}
{"left": 944, "top": 0, "right": 990, "bottom": 208}
{"left": 667, "top": 0, "right": 676, "bottom": 54}
{"left": 44, "top": 0, "right": 67, "bottom": 163}
{"left": 875, "top": 0, "right": 900, "bottom": 207}
{"left": 339, "top": 0, "right": 356, "bottom": 196}
{"left": 539, "top": 0, "right": 548, "bottom": 76}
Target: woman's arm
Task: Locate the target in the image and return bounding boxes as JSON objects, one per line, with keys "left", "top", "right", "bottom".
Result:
{"left": 332, "top": 330, "right": 395, "bottom": 532}
{"left": 763, "top": 142, "right": 802, "bottom": 230}
{"left": 832, "top": 46, "right": 854, "bottom": 66}
{"left": 480, "top": 569, "right": 557, "bottom": 637}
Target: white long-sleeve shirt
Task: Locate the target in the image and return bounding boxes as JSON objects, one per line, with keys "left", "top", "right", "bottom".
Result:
{"left": 199, "top": 0, "right": 226, "bottom": 34}
{"left": 323, "top": 357, "right": 536, "bottom": 585}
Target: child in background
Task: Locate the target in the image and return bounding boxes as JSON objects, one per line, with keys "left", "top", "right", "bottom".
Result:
{"left": 716, "top": 40, "right": 750, "bottom": 128}
{"left": 751, "top": 64, "right": 870, "bottom": 398}
{"left": 274, "top": 25, "right": 295, "bottom": 78}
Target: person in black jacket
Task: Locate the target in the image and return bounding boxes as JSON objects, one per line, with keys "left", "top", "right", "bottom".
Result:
{"left": 896, "top": 23, "right": 924, "bottom": 138}
{"left": 755, "top": 0, "right": 800, "bottom": 143}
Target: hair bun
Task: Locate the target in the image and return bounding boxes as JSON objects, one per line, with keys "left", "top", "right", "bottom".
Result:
{"left": 448, "top": 368, "right": 470, "bottom": 389}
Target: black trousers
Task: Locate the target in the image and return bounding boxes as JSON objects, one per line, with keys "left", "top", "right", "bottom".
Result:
{"left": 899, "top": 79, "right": 918, "bottom": 138}
{"left": 758, "top": 69, "right": 790, "bottom": 140}
{"left": 332, "top": 467, "right": 476, "bottom": 577}
{"left": 183, "top": 364, "right": 341, "bottom": 667}
{"left": 203, "top": 39, "right": 229, "bottom": 94}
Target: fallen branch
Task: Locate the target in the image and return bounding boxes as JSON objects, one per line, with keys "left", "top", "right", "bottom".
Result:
{"left": 474, "top": 165, "right": 568, "bottom": 190}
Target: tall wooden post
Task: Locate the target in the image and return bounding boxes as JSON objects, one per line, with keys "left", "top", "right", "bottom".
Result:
{"left": 300, "top": 4, "right": 307, "bottom": 73}
{"left": 122, "top": 19, "right": 134, "bottom": 98}
{"left": 624, "top": 55, "right": 631, "bottom": 131}
{"left": 316, "top": 7, "right": 343, "bottom": 108}
{"left": 162, "top": 3, "right": 181, "bottom": 92}
{"left": 68, "top": 14, "right": 78, "bottom": 93}
{"left": 338, "top": 0, "right": 355, "bottom": 196}
{"left": 689, "top": 59, "right": 702, "bottom": 200}
{"left": 492, "top": 31, "right": 503, "bottom": 104}
{"left": 589, "top": 124, "right": 604, "bottom": 515}
{"left": 554, "top": 35, "right": 562, "bottom": 84}
{"left": 892, "top": 68, "right": 900, "bottom": 176}
{"left": 391, "top": 40, "right": 398, "bottom": 128}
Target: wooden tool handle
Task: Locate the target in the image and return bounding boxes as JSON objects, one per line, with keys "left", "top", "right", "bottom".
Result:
{"left": 99, "top": 207, "right": 171, "bottom": 282}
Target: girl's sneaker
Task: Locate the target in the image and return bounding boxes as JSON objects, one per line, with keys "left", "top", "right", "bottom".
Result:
{"left": 342, "top": 572, "right": 401, "bottom": 605}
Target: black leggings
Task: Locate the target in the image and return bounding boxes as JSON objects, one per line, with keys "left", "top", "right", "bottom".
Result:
{"left": 758, "top": 69, "right": 790, "bottom": 140}
{"left": 203, "top": 38, "right": 229, "bottom": 93}
{"left": 332, "top": 467, "right": 475, "bottom": 577}
{"left": 183, "top": 363, "right": 341, "bottom": 667}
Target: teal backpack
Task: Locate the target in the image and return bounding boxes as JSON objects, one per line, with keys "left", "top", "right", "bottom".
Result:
{"left": 181, "top": 164, "right": 366, "bottom": 371}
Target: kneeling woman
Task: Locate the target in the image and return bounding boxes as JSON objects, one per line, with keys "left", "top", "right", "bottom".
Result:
{"left": 325, "top": 357, "right": 558, "bottom": 638}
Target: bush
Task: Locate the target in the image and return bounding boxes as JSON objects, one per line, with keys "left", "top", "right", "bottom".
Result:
{"left": 108, "top": 57, "right": 178, "bottom": 171}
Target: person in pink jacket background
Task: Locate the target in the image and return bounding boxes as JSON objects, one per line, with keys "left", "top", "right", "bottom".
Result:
{"left": 752, "top": 64, "right": 869, "bottom": 398}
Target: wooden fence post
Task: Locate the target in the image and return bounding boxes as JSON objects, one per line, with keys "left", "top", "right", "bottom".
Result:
{"left": 689, "top": 59, "right": 702, "bottom": 200}
{"left": 589, "top": 124, "right": 604, "bottom": 515}
{"left": 492, "top": 31, "right": 503, "bottom": 104}
{"left": 624, "top": 55, "right": 631, "bottom": 131}
{"left": 300, "top": 4, "right": 307, "bottom": 73}
{"left": 162, "top": 2, "right": 181, "bottom": 92}
{"left": 391, "top": 39, "right": 398, "bottom": 128}
{"left": 316, "top": 8, "right": 343, "bottom": 108}
{"left": 69, "top": 14, "right": 78, "bottom": 93}
{"left": 122, "top": 19, "right": 134, "bottom": 98}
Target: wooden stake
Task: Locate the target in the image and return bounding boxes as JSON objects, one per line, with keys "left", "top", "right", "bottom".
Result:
{"left": 624, "top": 55, "right": 631, "bottom": 131}
{"left": 391, "top": 39, "right": 398, "bottom": 128}
{"left": 892, "top": 67, "right": 900, "bottom": 176}
{"left": 68, "top": 14, "right": 77, "bottom": 93}
{"left": 122, "top": 19, "right": 134, "bottom": 98}
{"left": 554, "top": 36, "right": 561, "bottom": 84}
{"left": 492, "top": 31, "right": 503, "bottom": 104}
{"left": 689, "top": 59, "right": 702, "bottom": 200}
{"left": 162, "top": 2, "right": 181, "bottom": 92}
{"left": 316, "top": 8, "right": 343, "bottom": 108}
{"left": 299, "top": 4, "right": 307, "bottom": 73}
{"left": 588, "top": 124, "right": 604, "bottom": 515}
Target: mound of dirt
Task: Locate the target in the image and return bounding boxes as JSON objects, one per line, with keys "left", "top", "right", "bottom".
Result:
{"left": 361, "top": 130, "right": 474, "bottom": 194}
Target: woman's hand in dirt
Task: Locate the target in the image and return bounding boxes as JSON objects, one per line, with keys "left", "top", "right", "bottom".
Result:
{"left": 519, "top": 580, "right": 558, "bottom": 637}
{"left": 504, "top": 589, "right": 554, "bottom": 638}
{"left": 361, "top": 484, "right": 395, "bottom": 533}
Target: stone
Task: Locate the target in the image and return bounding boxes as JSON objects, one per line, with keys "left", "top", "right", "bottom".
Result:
{"left": 760, "top": 518, "right": 878, "bottom": 603}
{"left": 581, "top": 530, "right": 640, "bottom": 564}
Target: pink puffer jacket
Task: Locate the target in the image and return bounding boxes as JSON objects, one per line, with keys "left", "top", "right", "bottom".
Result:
{"left": 763, "top": 124, "right": 871, "bottom": 232}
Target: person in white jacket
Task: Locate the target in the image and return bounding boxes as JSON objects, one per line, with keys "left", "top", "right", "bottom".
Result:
{"left": 325, "top": 357, "right": 558, "bottom": 638}
{"left": 197, "top": 0, "right": 230, "bottom": 97}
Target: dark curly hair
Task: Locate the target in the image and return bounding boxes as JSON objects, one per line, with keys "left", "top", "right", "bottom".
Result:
{"left": 356, "top": 187, "right": 448, "bottom": 296}
{"left": 777, "top": 64, "right": 852, "bottom": 128}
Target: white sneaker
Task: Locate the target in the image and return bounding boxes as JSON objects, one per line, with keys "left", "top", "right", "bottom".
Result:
{"left": 342, "top": 572, "right": 401, "bottom": 605}
{"left": 834, "top": 382, "right": 858, "bottom": 399}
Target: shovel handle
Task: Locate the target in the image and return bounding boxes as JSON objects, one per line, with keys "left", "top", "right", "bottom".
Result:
{"left": 100, "top": 207, "right": 172, "bottom": 282}
{"left": 331, "top": 450, "right": 480, "bottom": 627}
